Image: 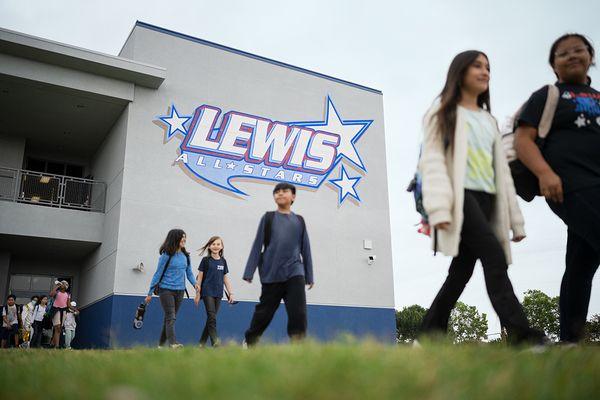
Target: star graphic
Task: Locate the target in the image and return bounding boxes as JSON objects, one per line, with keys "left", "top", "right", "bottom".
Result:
{"left": 226, "top": 161, "right": 236, "bottom": 170}
{"left": 295, "top": 96, "right": 371, "bottom": 171}
{"left": 329, "top": 165, "right": 361, "bottom": 204}
{"left": 158, "top": 105, "right": 191, "bottom": 140}
{"left": 575, "top": 114, "right": 587, "bottom": 128}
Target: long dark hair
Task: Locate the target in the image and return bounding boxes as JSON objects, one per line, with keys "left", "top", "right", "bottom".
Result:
{"left": 198, "top": 236, "right": 224, "bottom": 257}
{"left": 159, "top": 229, "right": 189, "bottom": 256}
{"left": 431, "top": 50, "right": 491, "bottom": 146}
{"left": 549, "top": 33, "right": 595, "bottom": 78}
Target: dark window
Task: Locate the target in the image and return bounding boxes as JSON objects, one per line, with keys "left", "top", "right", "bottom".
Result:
{"left": 66, "top": 165, "right": 84, "bottom": 178}
{"left": 47, "top": 162, "right": 65, "bottom": 175}
{"left": 27, "top": 158, "right": 45, "bottom": 172}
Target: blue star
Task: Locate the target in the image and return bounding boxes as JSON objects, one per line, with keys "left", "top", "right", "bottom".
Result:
{"left": 329, "top": 165, "right": 361, "bottom": 204}
{"left": 295, "top": 96, "right": 372, "bottom": 171}
{"left": 158, "top": 105, "right": 191, "bottom": 140}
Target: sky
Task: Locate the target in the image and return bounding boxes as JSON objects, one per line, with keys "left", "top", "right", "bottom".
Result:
{"left": 1, "top": 0, "right": 599, "bottom": 336}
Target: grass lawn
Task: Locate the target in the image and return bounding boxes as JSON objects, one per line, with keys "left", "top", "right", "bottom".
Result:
{"left": 1, "top": 341, "right": 598, "bottom": 400}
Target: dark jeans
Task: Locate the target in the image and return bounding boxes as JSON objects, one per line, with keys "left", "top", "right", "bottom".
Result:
{"left": 421, "top": 190, "right": 544, "bottom": 344}
{"left": 548, "top": 185, "right": 600, "bottom": 343}
{"left": 31, "top": 321, "right": 43, "bottom": 348}
{"left": 200, "top": 296, "right": 221, "bottom": 346}
{"left": 245, "top": 275, "right": 307, "bottom": 346}
{"left": 159, "top": 288, "right": 184, "bottom": 346}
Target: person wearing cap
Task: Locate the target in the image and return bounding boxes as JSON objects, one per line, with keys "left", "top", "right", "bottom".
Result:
{"left": 49, "top": 281, "right": 71, "bottom": 348}
{"left": 63, "top": 301, "right": 79, "bottom": 349}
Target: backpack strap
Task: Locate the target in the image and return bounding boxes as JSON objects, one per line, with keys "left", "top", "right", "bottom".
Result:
{"left": 154, "top": 254, "right": 174, "bottom": 292}
{"left": 263, "top": 211, "right": 275, "bottom": 250}
{"left": 538, "top": 85, "right": 560, "bottom": 140}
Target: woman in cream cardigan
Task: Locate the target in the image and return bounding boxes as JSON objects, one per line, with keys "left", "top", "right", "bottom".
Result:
{"left": 418, "top": 50, "right": 544, "bottom": 345}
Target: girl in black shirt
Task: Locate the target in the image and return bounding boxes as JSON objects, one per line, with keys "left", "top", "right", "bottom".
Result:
{"left": 515, "top": 33, "right": 599, "bottom": 343}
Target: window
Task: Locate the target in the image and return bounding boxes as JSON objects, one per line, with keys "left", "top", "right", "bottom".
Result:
{"left": 8, "top": 274, "right": 72, "bottom": 305}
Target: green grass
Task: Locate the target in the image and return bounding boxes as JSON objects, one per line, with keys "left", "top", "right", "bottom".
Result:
{"left": 1, "top": 341, "right": 598, "bottom": 400}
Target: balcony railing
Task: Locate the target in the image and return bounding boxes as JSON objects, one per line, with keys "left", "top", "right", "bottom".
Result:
{"left": 0, "top": 166, "right": 106, "bottom": 213}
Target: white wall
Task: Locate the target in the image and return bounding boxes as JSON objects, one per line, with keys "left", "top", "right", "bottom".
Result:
{"left": 78, "top": 106, "right": 129, "bottom": 306}
{"left": 113, "top": 26, "right": 394, "bottom": 309}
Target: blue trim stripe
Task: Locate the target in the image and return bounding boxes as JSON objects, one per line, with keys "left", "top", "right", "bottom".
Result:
{"left": 134, "top": 21, "right": 383, "bottom": 95}
{"left": 75, "top": 294, "right": 396, "bottom": 348}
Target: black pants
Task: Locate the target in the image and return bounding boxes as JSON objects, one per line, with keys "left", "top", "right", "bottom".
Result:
{"left": 548, "top": 185, "right": 600, "bottom": 343}
{"left": 200, "top": 296, "right": 221, "bottom": 346}
{"left": 31, "top": 321, "right": 43, "bottom": 348}
{"left": 245, "top": 275, "right": 307, "bottom": 346}
{"left": 158, "top": 289, "right": 184, "bottom": 346}
{"left": 421, "top": 190, "right": 543, "bottom": 344}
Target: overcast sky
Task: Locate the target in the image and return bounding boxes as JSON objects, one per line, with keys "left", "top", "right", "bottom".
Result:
{"left": 1, "top": 0, "right": 598, "bottom": 336}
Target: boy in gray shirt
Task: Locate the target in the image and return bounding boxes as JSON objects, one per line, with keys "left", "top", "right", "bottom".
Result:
{"left": 243, "top": 183, "right": 314, "bottom": 346}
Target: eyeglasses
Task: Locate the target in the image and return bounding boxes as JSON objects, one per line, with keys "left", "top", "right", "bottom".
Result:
{"left": 555, "top": 46, "right": 589, "bottom": 59}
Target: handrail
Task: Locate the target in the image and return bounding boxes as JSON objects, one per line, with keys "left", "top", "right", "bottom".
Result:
{"left": 0, "top": 165, "right": 106, "bottom": 213}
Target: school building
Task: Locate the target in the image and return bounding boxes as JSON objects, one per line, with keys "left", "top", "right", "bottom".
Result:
{"left": 0, "top": 22, "right": 395, "bottom": 347}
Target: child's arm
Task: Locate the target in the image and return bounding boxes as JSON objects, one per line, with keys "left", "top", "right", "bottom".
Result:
{"left": 146, "top": 254, "right": 169, "bottom": 301}
{"left": 243, "top": 215, "right": 266, "bottom": 283}
{"left": 185, "top": 259, "right": 198, "bottom": 290}
{"left": 224, "top": 274, "right": 234, "bottom": 303}
{"left": 301, "top": 227, "right": 314, "bottom": 289}
{"left": 2, "top": 308, "right": 8, "bottom": 325}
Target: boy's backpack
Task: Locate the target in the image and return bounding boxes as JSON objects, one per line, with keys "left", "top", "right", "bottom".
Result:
{"left": 501, "top": 84, "right": 560, "bottom": 202}
{"left": 263, "top": 211, "right": 306, "bottom": 252}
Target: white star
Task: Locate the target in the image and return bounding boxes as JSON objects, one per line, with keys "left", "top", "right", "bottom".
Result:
{"left": 575, "top": 114, "right": 587, "bottom": 128}
{"left": 226, "top": 161, "right": 236, "bottom": 170}
{"left": 159, "top": 105, "right": 191, "bottom": 140}
{"left": 329, "top": 165, "right": 361, "bottom": 204}
{"left": 300, "top": 97, "right": 371, "bottom": 171}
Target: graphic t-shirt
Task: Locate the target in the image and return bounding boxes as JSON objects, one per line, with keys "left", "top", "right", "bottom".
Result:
{"left": 462, "top": 107, "right": 496, "bottom": 194}
{"left": 198, "top": 256, "right": 229, "bottom": 298}
{"left": 519, "top": 82, "right": 600, "bottom": 193}
{"left": 2, "top": 304, "right": 18, "bottom": 327}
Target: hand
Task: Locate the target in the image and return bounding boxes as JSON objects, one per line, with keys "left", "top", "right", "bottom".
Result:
{"left": 435, "top": 222, "right": 451, "bottom": 230}
{"left": 243, "top": 278, "right": 252, "bottom": 284}
{"left": 194, "top": 283, "right": 201, "bottom": 292}
{"left": 307, "top": 283, "right": 314, "bottom": 290}
{"left": 512, "top": 235, "right": 526, "bottom": 243}
{"left": 538, "top": 170, "right": 563, "bottom": 203}
{"left": 227, "top": 293, "right": 235, "bottom": 304}
{"left": 194, "top": 294, "right": 201, "bottom": 307}
{"left": 144, "top": 295, "right": 152, "bottom": 304}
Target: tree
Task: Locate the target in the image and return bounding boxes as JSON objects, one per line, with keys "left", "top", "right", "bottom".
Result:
{"left": 396, "top": 305, "right": 427, "bottom": 343}
{"left": 522, "top": 289, "right": 560, "bottom": 341}
{"left": 449, "top": 302, "right": 488, "bottom": 343}
{"left": 585, "top": 314, "right": 600, "bottom": 343}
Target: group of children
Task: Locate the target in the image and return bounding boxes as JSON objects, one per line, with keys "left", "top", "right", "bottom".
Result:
{"left": 1, "top": 280, "right": 79, "bottom": 349}
{"left": 144, "top": 33, "right": 598, "bottom": 349}
{"left": 146, "top": 182, "right": 313, "bottom": 348}
{"left": 417, "top": 32, "right": 598, "bottom": 345}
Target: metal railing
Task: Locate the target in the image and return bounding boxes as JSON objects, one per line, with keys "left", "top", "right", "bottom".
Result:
{"left": 0, "top": 166, "right": 106, "bottom": 213}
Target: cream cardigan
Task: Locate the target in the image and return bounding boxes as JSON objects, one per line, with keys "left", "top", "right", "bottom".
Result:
{"left": 418, "top": 105, "right": 525, "bottom": 264}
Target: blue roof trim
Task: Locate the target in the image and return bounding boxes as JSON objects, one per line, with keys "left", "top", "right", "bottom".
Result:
{"left": 133, "top": 21, "right": 383, "bottom": 95}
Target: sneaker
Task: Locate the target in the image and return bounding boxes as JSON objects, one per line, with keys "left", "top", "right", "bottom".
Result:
{"left": 170, "top": 343, "right": 183, "bottom": 349}
{"left": 242, "top": 339, "right": 248, "bottom": 349}
{"left": 412, "top": 339, "right": 422, "bottom": 349}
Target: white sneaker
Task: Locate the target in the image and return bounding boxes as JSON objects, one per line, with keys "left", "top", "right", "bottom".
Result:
{"left": 242, "top": 340, "right": 248, "bottom": 349}
{"left": 412, "top": 339, "right": 422, "bottom": 349}
{"left": 170, "top": 343, "right": 183, "bottom": 349}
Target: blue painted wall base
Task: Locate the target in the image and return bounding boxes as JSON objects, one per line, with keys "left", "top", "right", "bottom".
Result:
{"left": 74, "top": 294, "right": 396, "bottom": 348}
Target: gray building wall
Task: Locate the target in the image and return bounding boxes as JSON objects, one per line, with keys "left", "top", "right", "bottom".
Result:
{"left": 113, "top": 25, "right": 394, "bottom": 309}
{"left": 78, "top": 107, "right": 129, "bottom": 306}
{"left": 0, "top": 134, "right": 25, "bottom": 169}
